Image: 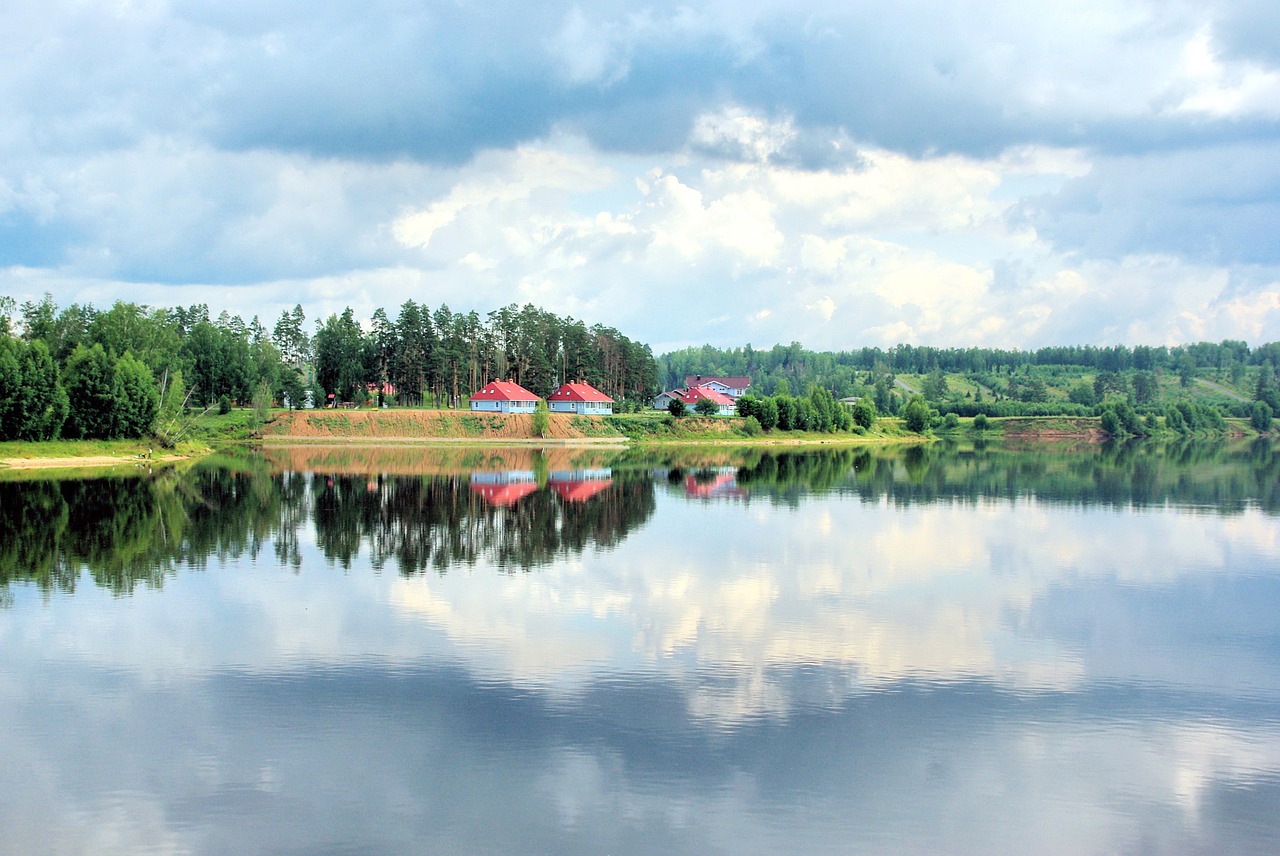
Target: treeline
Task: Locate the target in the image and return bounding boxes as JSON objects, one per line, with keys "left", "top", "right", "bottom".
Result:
{"left": 0, "top": 294, "right": 660, "bottom": 442}
{"left": 662, "top": 339, "right": 1280, "bottom": 426}
{"left": 661, "top": 340, "right": 1280, "bottom": 398}
{"left": 731, "top": 388, "right": 872, "bottom": 435}
{"left": 310, "top": 301, "right": 659, "bottom": 408}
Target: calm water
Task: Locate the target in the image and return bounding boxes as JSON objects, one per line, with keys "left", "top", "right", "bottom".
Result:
{"left": 2, "top": 440, "right": 1279, "bottom": 855}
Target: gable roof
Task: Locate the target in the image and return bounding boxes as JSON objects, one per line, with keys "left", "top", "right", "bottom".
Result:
{"left": 685, "top": 375, "right": 751, "bottom": 390}
{"left": 549, "top": 381, "right": 613, "bottom": 403}
{"left": 471, "top": 379, "right": 539, "bottom": 401}
{"left": 677, "top": 386, "right": 735, "bottom": 406}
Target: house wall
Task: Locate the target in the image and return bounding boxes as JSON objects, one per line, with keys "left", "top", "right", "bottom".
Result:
{"left": 550, "top": 401, "right": 612, "bottom": 414}
{"left": 472, "top": 399, "right": 537, "bottom": 412}
{"left": 652, "top": 393, "right": 679, "bottom": 410}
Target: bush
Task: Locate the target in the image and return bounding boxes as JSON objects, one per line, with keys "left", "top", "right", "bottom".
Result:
{"left": 218, "top": 395, "right": 232, "bottom": 415}
{"left": 972, "top": 413, "right": 989, "bottom": 431}
{"left": 851, "top": 398, "right": 877, "bottom": 429}
{"left": 757, "top": 397, "right": 779, "bottom": 431}
{"left": 1100, "top": 409, "right": 1121, "bottom": 435}
{"left": 942, "top": 412, "right": 960, "bottom": 431}
{"left": 694, "top": 397, "right": 719, "bottom": 416}
{"left": 667, "top": 398, "right": 686, "bottom": 418}
{"left": 531, "top": 399, "right": 549, "bottom": 437}
{"left": 902, "top": 396, "right": 931, "bottom": 433}
{"left": 1251, "top": 401, "right": 1274, "bottom": 433}
{"left": 741, "top": 415, "right": 762, "bottom": 436}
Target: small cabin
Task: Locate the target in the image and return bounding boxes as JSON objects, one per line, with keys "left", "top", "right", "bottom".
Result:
{"left": 469, "top": 380, "right": 539, "bottom": 413}
{"left": 548, "top": 381, "right": 614, "bottom": 415}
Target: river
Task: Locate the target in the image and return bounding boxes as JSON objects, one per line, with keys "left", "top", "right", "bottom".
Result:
{"left": 2, "top": 439, "right": 1278, "bottom": 855}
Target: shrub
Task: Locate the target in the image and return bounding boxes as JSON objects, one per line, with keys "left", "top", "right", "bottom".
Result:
{"left": 694, "top": 397, "right": 719, "bottom": 416}
{"left": 531, "top": 399, "right": 549, "bottom": 437}
{"left": 1100, "top": 409, "right": 1121, "bottom": 435}
{"left": 902, "top": 396, "right": 931, "bottom": 433}
{"left": 218, "top": 395, "right": 232, "bottom": 415}
{"left": 972, "top": 413, "right": 989, "bottom": 431}
{"left": 851, "top": 398, "right": 877, "bottom": 429}
{"left": 741, "top": 415, "right": 762, "bottom": 436}
{"left": 1251, "top": 401, "right": 1274, "bottom": 433}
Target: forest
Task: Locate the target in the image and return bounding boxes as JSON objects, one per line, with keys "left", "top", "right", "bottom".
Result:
{"left": 3, "top": 291, "right": 1279, "bottom": 443}
{"left": 661, "top": 340, "right": 1280, "bottom": 426}
{"left": 0, "top": 294, "right": 659, "bottom": 442}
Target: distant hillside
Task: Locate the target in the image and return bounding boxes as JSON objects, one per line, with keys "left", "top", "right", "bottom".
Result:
{"left": 659, "top": 340, "right": 1280, "bottom": 419}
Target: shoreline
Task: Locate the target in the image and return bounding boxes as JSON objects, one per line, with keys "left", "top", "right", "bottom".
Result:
{"left": 0, "top": 453, "right": 191, "bottom": 470}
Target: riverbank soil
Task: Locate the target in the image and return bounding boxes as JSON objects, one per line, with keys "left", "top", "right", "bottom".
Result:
{"left": 261, "top": 409, "right": 625, "bottom": 441}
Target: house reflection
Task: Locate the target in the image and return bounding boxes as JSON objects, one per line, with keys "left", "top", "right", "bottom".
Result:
{"left": 469, "top": 471, "right": 539, "bottom": 507}
{"left": 548, "top": 469, "right": 613, "bottom": 503}
{"left": 684, "top": 468, "right": 747, "bottom": 501}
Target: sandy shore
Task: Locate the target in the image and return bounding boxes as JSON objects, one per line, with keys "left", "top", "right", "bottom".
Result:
{"left": 0, "top": 454, "right": 188, "bottom": 470}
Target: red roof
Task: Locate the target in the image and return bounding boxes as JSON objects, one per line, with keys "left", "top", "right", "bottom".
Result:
{"left": 469, "top": 481, "right": 539, "bottom": 506}
{"left": 549, "top": 382, "right": 613, "bottom": 403}
{"left": 677, "top": 386, "right": 735, "bottom": 406}
{"left": 550, "top": 478, "right": 613, "bottom": 502}
{"left": 471, "top": 380, "right": 539, "bottom": 402}
{"left": 685, "top": 375, "right": 750, "bottom": 390}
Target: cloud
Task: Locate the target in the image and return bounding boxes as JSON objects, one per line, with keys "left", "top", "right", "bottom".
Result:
{"left": 1016, "top": 142, "right": 1280, "bottom": 265}
{"left": 2, "top": 1, "right": 1280, "bottom": 349}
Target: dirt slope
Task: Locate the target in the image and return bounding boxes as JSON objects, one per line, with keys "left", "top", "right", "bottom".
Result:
{"left": 262, "top": 409, "right": 622, "bottom": 441}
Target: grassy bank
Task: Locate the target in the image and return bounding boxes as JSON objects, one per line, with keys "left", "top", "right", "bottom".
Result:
{"left": 0, "top": 409, "right": 260, "bottom": 471}
{"left": 264, "top": 407, "right": 920, "bottom": 445}
{"left": 5, "top": 409, "right": 1264, "bottom": 472}
{"left": 603, "top": 412, "right": 916, "bottom": 444}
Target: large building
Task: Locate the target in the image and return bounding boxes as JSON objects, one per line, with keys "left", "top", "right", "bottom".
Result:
{"left": 683, "top": 375, "right": 751, "bottom": 399}
{"left": 653, "top": 385, "right": 736, "bottom": 415}
{"left": 547, "top": 381, "right": 614, "bottom": 414}
{"left": 469, "top": 380, "right": 539, "bottom": 413}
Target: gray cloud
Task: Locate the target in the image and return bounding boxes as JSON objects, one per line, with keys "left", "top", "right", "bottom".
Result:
{"left": 3, "top": 0, "right": 1279, "bottom": 347}
{"left": 9, "top": 1, "right": 1278, "bottom": 166}
{"left": 1015, "top": 142, "right": 1280, "bottom": 265}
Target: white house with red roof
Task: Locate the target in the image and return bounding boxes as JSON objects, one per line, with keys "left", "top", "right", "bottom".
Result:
{"left": 469, "top": 379, "right": 540, "bottom": 413}
{"left": 547, "top": 381, "right": 614, "bottom": 415}
{"left": 653, "top": 385, "right": 736, "bottom": 415}
{"left": 684, "top": 375, "right": 751, "bottom": 399}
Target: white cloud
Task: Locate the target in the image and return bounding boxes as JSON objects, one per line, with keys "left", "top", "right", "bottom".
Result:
{"left": 3, "top": 3, "right": 1280, "bottom": 349}
{"left": 1168, "top": 26, "right": 1280, "bottom": 117}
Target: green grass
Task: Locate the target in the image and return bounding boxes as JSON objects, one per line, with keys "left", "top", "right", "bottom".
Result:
{"left": 0, "top": 438, "right": 159, "bottom": 460}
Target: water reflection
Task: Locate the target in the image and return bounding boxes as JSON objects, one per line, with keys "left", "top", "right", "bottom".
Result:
{"left": 3, "top": 439, "right": 1278, "bottom": 598}
{"left": 2, "top": 439, "right": 1279, "bottom": 854}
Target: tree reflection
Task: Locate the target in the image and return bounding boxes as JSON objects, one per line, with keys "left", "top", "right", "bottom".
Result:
{"left": 311, "top": 472, "right": 656, "bottom": 573}
{"left": 733, "top": 438, "right": 1280, "bottom": 513}
{"left": 1, "top": 438, "right": 1276, "bottom": 599}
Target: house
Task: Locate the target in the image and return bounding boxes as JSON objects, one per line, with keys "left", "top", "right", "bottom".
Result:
{"left": 652, "top": 386, "right": 737, "bottom": 415}
{"left": 652, "top": 390, "right": 683, "bottom": 410}
{"left": 677, "top": 385, "right": 737, "bottom": 416}
{"left": 469, "top": 379, "right": 540, "bottom": 413}
{"left": 547, "top": 381, "right": 614, "bottom": 415}
{"left": 684, "top": 375, "right": 751, "bottom": 399}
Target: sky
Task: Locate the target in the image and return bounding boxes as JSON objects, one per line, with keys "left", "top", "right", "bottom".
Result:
{"left": 2, "top": 0, "right": 1279, "bottom": 354}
